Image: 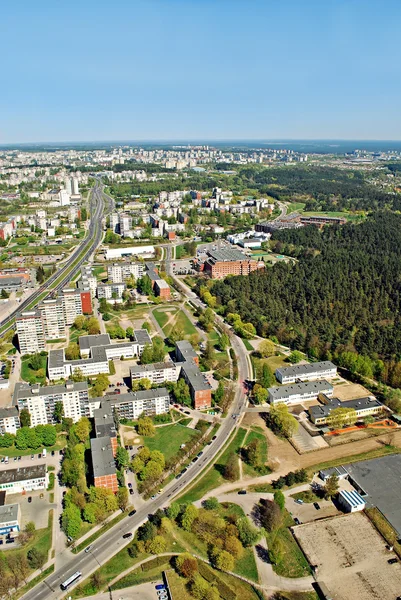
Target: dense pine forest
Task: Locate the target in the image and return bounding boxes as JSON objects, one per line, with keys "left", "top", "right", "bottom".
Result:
{"left": 211, "top": 212, "right": 401, "bottom": 386}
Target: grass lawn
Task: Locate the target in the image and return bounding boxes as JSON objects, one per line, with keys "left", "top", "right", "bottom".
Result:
{"left": 287, "top": 202, "right": 306, "bottom": 214}
{"left": 275, "top": 593, "right": 318, "bottom": 600}
{"left": 153, "top": 306, "right": 175, "bottom": 330}
{"left": 266, "top": 511, "right": 311, "bottom": 578}
{"left": 366, "top": 507, "right": 401, "bottom": 559}
{"left": 265, "top": 353, "right": 289, "bottom": 372}
{"left": 144, "top": 423, "right": 199, "bottom": 462}
{"left": 164, "top": 309, "right": 197, "bottom": 338}
{"left": 242, "top": 338, "right": 254, "bottom": 351}
{"left": 207, "top": 329, "right": 220, "bottom": 347}
{"left": 166, "top": 570, "right": 193, "bottom": 600}
{"left": 112, "top": 558, "right": 173, "bottom": 590}
{"left": 177, "top": 428, "right": 247, "bottom": 504}
{"left": 290, "top": 490, "right": 320, "bottom": 504}
{"left": 242, "top": 427, "right": 269, "bottom": 478}
{"left": 21, "top": 355, "right": 47, "bottom": 384}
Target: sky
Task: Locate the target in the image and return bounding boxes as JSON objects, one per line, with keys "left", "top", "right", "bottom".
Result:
{"left": 1, "top": 0, "right": 401, "bottom": 143}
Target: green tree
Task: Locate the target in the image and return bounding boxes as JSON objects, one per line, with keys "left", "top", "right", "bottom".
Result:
{"left": 259, "top": 339, "right": 275, "bottom": 357}
{"left": 274, "top": 490, "right": 285, "bottom": 511}
{"left": 147, "top": 535, "right": 167, "bottom": 554}
{"left": 137, "top": 275, "right": 152, "bottom": 296}
{"left": 253, "top": 384, "right": 268, "bottom": 405}
{"left": 219, "top": 333, "right": 229, "bottom": 351}
{"left": 116, "top": 446, "right": 130, "bottom": 470}
{"left": 175, "top": 553, "right": 198, "bottom": 578}
{"left": 116, "top": 487, "right": 129, "bottom": 511}
{"left": 288, "top": 351, "right": 304, "bottom": 364}
{"left": 74, "top": 417, "right": 91, "bottom": 443}
{"left": 181, "top": 504, "right": 199, "bottom": 531}
{"left": 167, "top": 502, "right": 180, "bottom": 521}
{"left": 325, "top": 474, "right": 339, "bottom": 499}
{"left": 214, "top": 549, "right": 234, "bottom": 572}
{"left": 223, "top": 454, "right": 239, "bottom": 481}
{"left": 327, "top": 407, "right": 357, "bottom": 430}
{"left": 87, "top": 317, "right": 101, "bottom": 335}
{"left": 236, "top": 517, "right": 261, "bottom": 547}
{"left": 269, "top": 403, "right": 299, "bottom": 438}
{"left": 137, "top": 416, "right": 155, "bottom": 437}
{"left": 19, "top": 408, "right": 31, "bottom": 428}
{"left": 54, "top": 401, "right": 64, "bottom": 423}
{"left": 27, "top": 548, "right": 46, "bottom": 571}
{"left": 61, "top": 504, "right": 82, "bottom": 539}
{"left": 29, "top": 354, "right": 42, "bottom": 371}
{"left": 65, "top": 342, "right": 80, "bottom": 360}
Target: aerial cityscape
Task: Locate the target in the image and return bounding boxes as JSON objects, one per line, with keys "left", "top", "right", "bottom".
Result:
{"left": 1, "top": 2, "right": 401, "bottom": 600}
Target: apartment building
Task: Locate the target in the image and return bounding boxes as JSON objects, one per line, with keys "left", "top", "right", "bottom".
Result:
{"left": 13, "top": 381, "right": 90, "bottom": 425}
{"left": 154, "top": 279, "right": 171, "bottom": 299}
{"left": 0, "top": 408, "right": 20, "bottom": 435}
{"left": 107, "top": 262, "right": 145, "bottom": 284}
{"left": 62, "top": 288, "right": 92, "bottom": 324}
{"left": 16, "top": 311, "right": 46, "bottom": 355}
{"left": 97, "top": 283, "right": 126, "bottom": 301}
{"left": 275, "top": 361, "right": 337, "bottom": 384}
{"left": 89, "top": 388, "right": 170, "bottom": 421}
{"left": 175, "top": 340, "right": 199, "bottom": 365}
{"left": 79, "top": 266, "right": 97, "bottom": 297}
{"left": 268, "top": 380, "right": 334, "bottom": 405}
{"left": 39, "top": 299, "right": 65, "bottom": 340}
{"left": 203, "top": 248, "right": 265, "bottom": 279}
{"left": 130, "top": 361, "right": 179, "bottom": 386}
{"left": 309, "top": 394, "right": 384, "bottom": 426}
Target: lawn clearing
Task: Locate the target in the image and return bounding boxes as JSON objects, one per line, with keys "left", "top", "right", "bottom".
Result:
{"left": 164, "top": 309, "right": 197, "bottom": 338}
{"left": 242, "top": 427, "right": 269, "bottom": 478}
{"left": 21, "top": 354, "right": 47, "bottom": 384}
{"left": 266, "top": 510, "right": 311, "bottom": 578}
{"left": 177, "top": 428, "right": 247, "bottom": 504}
{"left": 144, "top": 423, "right": 199, "bottom": 462}
{"left": 287, "top": 202, "right": 306, "bottom": 214}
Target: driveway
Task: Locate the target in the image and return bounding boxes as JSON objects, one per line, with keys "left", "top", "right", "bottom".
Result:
{"left": 77, "top": 581, "right": 161, "bottom": 600}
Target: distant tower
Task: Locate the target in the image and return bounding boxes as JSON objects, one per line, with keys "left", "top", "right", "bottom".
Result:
{"left": 72, "top": 178, "right": 79, "bottom": 195}
{"left": 65, "top": 177, "right": 72, "bottom": 195}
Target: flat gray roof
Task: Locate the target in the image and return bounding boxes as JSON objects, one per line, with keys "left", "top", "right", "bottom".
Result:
{"left": 0, "top": 407, "right": 18, "bottom": 419}
{"left": 175, "top": 340, "right": 198, "bottom": 362}
{"left": 90, "top": 437, "right": 116, "bottom": 478}
{"left": 309, "top": 395, "right": 382, "bottom": 420}
{"left": 13, "top": 380, "right": 88, "bottom": 402}
{"left": 133, "top": 329, "right": 152, "bottom": 345}
{"left": 181, "top": 362, "right": 212, "bottom": 392}
{"left": 130, "top": 361, "right": 176, "bottom": 375}
{"left": 346, "top": 455, "right": 401, "bottom": 537}
{"left": 79, "top": 334, "right": 111, "bottom": 350}
{"left": 0, "top": 504, "right": 19, "bottom": 523}
{"left": 276, "top": 361, "right": 337, "bottom": 379}
{"left": 207, "top": 248, "right": 248, "bottom": 262}
{"left": 94, "top": 405, "right": 116, "bottom": 439}
{"left": 0, "top": 465, "right": 46, "bottom": 485}
{"left": 268, "top": 380, "right": 333, "bottom": 401}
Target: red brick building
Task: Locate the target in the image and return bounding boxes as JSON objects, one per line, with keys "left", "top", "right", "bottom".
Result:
{"left": 90, "top": 436, "right": 118, "bottom": 493}
{"left": 204, "top": 248, "right": 265, "bottom": 280}
{"left": 154, "top": 279, "right": 171, "bottom": 299}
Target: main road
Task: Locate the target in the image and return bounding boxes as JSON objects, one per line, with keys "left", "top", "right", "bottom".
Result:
{"left": 22, "top": 247, "right": 251, "bottom": 600}
{"left": 0, "top": 181, "right": 111, "bottom": 333}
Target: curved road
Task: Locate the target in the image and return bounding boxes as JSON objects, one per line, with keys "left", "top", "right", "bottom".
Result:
{"left": 22, "top": 248, "right": 251, "bottom": 600}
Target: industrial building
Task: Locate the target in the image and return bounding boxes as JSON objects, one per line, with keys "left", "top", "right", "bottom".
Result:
{"left": 203, "top": 248, "right": 265, "bottom": 279}
{"left": 338, "top": 490, "right": 365, "bottom": 513}
{"left": 275, "top": 361, "right": 337, "bottom": 384}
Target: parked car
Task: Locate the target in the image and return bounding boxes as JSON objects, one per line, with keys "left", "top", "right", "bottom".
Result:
{"left": 388, "top": 558, "right": 398, "bottom": 564}
{"left": 295, "top": 499, "right": 304, "bottom": 505}
{"left": 238, "top": 490, "right": 247, "bottom": 495}
{"left": 151, "top": 495, "right": 157, "bottom": 500}
{"left": 122, "top": 533, "right": 132, "bottom": 539}
{"left": 197, "top": 451, "right": 203, "bottom": 457}
{"left": 27, "top": 496, "right": 32, "bottom": 503}
{"left": 128, "top": 483, "right": 132, "bottom": 489}
{"left": 51, "top": 451, "right": 55, "bottom": 456}
{"left": 184, "top": 410, "right": 190, "bottom": 415}
{"left": 129, "top": 489, "right": 134, "bottom": 495}
{"left": 155, "top": 584, "right": 166, "bottom": 590}
{"left": 5, "top": 539, "right": 14, "bottom": 544}
{"left": 38, "top": 453, "right": 42, "bottom": 459}
{"left": 17, "top": 456, "right": 21, "bottom": 461}
{"left": 13, "top": 457, "right": 17, "bottom": 462}
{"left": 294, "top": 517, "right": 301, "bottom": 525}
{"left": 313, "top": 502, "right": 321, "bottom": 510}
{"left": 212, "top": 435, "right": 217, "bottom": 440}
{"left": 129, "top": 510, "right": 136, "bottom": 517}
{"left": 31, "top": 454, "right": 34, "bottom": 460}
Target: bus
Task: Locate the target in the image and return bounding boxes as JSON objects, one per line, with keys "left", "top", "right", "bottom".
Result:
{"left": 60, "top": 571, "right": 82, "bottom": 590}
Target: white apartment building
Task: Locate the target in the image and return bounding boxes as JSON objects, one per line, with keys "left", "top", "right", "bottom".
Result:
{"left": 62, "top": 288, "right": 84, "bottom": 324}
{"left": 13, "top": 381, "right": 90, "bottom": 425}
{"left": 48, "top": 348, "right": 110, "bottom": 379}
{"left": 107, "top": 262, "right": 145, "bottom": 284}
{"left": 275, "top": 361, "right": 338, "bottom": 384}
{"left": 89, "top": 388, "right": 170, "bottom": 421}
{"left": 16, "top": 311, "right": 46, "bottom": 355}
{"left": 0, "top": 408, "right": 20, "bottom": 435}
{"left": 39, "top": 299, "right": 65, "bottom": 340}
{"left": 97, "top": 283, "right": 125, "bottom": 300}
{"left": 130, "top": 361, "right": 178, "bottom": 386}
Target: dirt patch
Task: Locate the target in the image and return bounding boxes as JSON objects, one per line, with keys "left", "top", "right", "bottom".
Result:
{"left": 333, "top": 382, "right": 371, "bottom": 400}
{"left": 294, "top": 512, "right": 401, "bottom": 600}
{"left": 325, "top": 428, "right": 385, "bottom": 446}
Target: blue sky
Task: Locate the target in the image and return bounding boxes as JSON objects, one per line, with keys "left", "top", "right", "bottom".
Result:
{"left": 1, "top": 0, "right": 401, "bottom": 143}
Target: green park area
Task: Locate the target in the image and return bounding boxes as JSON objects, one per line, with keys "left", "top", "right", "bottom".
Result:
{"left": 153, "top": 307, "right": 197, "bottom": 339}
{"left": 242, "top": 427, "right": 269, "bottom": 478}
{"left": 178, "top": 428, "right": 247, "bottom": 504}
{"left": 265, "top": 509, "right": 311, "bottom": 579}
{"left": 143, "top": 423, "right": 199, "bottom": 463}
{"left": 21, "top": 354, "right": 48, "bottom": 384}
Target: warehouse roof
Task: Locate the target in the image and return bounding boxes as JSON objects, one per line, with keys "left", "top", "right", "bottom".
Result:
{"left": 339, "top": 489, "right": 365, "bottom": 509}
{"left": 276, "top": 361, "right": 337, "bottom": 380}
{"left": 268, "top": 380, "right": 333, "bottom": 402}
{"left": 207, "top": 248, "right": 249, "bottom": 262}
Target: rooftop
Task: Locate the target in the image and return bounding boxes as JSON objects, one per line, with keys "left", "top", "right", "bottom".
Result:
{"left": 207, "top": 248, "right": 249, "bottom": 262}
{"left": 181, "top": 362, "right": 212, "bottom": 392}
{"left": 276, "top": 361, "right": 337, "bottom": 379}
{"left": 130, "top": 361, "right": 176, "bottom": 375}
{"left": 268, "top": 380, "right": 333, "bottom": 401}
{"left": 79, "top": 334, "right": 111, "bottom": 351}
{"left": 0, "top": 465, "right": 46, "bottom": 485}
{"left": 90, "top": 437, "right": 116, "bottom": 478}
{"left": 13, "top": 380, "right": 88, "bottom": 403}
{"left": 309, "top": 395, "right": 382, "bottom": 420}
{"left": 0, "top": 503, "right": 19, "bottom": 524}
{"left": 133, "top": 329, "right": 152, "bottom": 345}
{"left": 339, "top": 489, "right": 365, "bottom": 508}
{"left": 175, "top": 340, "right": 198, "bottom": 362}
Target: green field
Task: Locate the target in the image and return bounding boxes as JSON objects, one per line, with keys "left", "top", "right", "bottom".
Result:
{"left": 144, "top": 423, "right": 199, "bottom": 462}
{"left": 287, "top": 202, "right": 306, "bottom": 214}
{"left": 242, "top": 427, "right": 269, "bottom": 477}
{"left": 153, "top": 307, "right": 197, "bottom": 338}
{"left": 21, "top": 355, "right": 48, "bottom": 384}
{"left": 265, "top": 510, "right": 311, "bottom": 578}
{"left": 177, "top": 428, "right": 247, "bottom": 504}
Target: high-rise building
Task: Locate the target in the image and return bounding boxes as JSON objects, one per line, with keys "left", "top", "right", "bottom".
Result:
{"left": 72, "top": 178, "right": 79, "bottom": 195}
{"left": 39, "top": 299, "right": 65, "bottom": 340}
{"left": 16, "top": 311, "right": 45, "bottom": 355}
{"left": 13, "top": 381, "right": 90, "bottom": 426}
{"left": 64, "top": 177, "right": 72, "bottom": 195}
{"left": 107, "top": 262, "right": 144, "bottom": 283}
{"left": 61, "top": 288, "right": 91, "bottom": 324}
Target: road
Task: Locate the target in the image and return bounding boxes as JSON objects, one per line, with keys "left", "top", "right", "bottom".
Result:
{"left": 0, "top": 181, "right": 112, "bottom": 334}
{"left": 22, "top": 246, "right": 251, "bottom": 600}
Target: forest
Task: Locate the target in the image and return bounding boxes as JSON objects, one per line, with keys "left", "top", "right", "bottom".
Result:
{"left": 211, "top": 212, "right": 401, "bottom": 385}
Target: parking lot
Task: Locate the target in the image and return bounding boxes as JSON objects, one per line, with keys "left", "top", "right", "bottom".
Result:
{"left": 294, "top": 512, "right": 401, "bottom": 600}
{"left": 77, "top": 580, "right": 166, "bottom": 600}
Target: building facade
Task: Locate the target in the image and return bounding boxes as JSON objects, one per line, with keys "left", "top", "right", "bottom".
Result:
{"left": 275, "top": 361, "right": 337, "bottom": 384}
{"left": 268, "top": 380, "right": 334, "bottom": 405}
{"left": 130, "top": 361, "right": 179, "bottom": 386}
{"left": 0, "top": 465, "right": 47, "bottom": 494}
{"left": 16, "top": 311, "right": 46, "bottom": 355}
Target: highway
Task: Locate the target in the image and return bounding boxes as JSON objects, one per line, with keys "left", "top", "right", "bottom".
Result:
{"left": 0, "top": 181, "right": 111, "bottom": 334}
{"left": 22, "top": 246, "right": 251, "bottom": 600}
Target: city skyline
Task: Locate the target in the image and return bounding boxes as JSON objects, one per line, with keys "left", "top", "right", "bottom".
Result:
{"left": 2, "top": 0, "right": 401, "bottom": 143}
